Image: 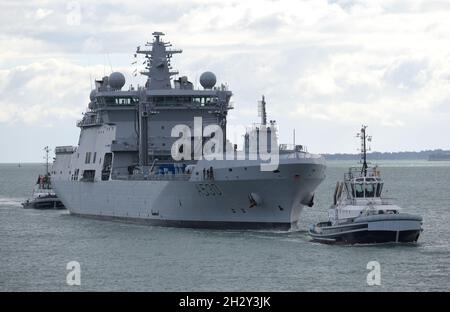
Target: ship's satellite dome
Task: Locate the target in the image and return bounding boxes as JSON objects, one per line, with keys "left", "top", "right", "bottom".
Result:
{"left": 89, "top": 90, "right": 97, "bottom": 101}
{"left": 200, "top": 71, "right": 216, "bottom": 89}
{"left": 109, "top": 72, "right": 126, "bottom": 90}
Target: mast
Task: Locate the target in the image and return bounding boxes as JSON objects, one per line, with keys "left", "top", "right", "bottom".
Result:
{"left": 138, "top": 91, "right": 149, "bottom": 167}
{"left": 293, "top": 129, "right": 296, "bottom": 147}
{"left": 135, "top": 31, "right": 182, "bottom": 90}
{"left": 44, "top": 146, "right": 51, "bottom": 175}
{"left": 135, "top": 32, "right": 181, "bottom": 167}
{"left": 258, "top": 95, "right": 267, "bottom": 126}
{"left": 357, "top": 125, "right": 371, "bottom": 176}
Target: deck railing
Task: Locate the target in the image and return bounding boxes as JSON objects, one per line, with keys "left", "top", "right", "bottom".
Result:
{"left": 76, "top": 115, "right": 103, "bottom": 127}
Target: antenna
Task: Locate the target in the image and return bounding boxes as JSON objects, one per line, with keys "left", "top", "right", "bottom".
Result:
{"left": 293, "top": 129, "right": 296, "bottom": 147}
{"left": 43, "top": 146, "right": 51, "bottom": 175}
{"left": 107, "top": 53, "right": 113, "bottom": 72}
{"left": 257, "top": 95, "right": 267, "bottom": 126}
{"left": 356, "top": 125, "right": 371, "bottom": 176}
{"left": 103, "top": 54, "right": 106, "bottom": 77}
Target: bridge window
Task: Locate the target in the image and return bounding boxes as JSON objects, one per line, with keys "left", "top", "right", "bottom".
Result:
{"left": 354, "top": 183, "right": 364, "bottom": 198}
{"left": 194, "top": 96, "right": 218, "bottom": 106}
{"left": 150, "top": 96, "right": 219, "bottom": 106}
{"left": 365, "top": 183, "right": 375, "bottom": 197}
{"left": 116, "top": 98, "right": 135, "bottom": 105}
{"left": 376, "top": 183, "right": 383, "bottom": 197}
{"left": 97, "top": 97, "right": 136, "bottom": 105}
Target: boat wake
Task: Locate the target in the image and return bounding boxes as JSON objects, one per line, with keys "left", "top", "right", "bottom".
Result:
{"left": 0, "top": 197, "right": 24, "bottom": 208}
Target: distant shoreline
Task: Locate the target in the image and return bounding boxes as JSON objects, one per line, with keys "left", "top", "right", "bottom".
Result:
{"left": 323, "top": 149, "right": 450, "bottom": 161}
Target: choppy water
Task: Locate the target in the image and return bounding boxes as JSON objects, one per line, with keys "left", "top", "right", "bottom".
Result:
{"left": 1, "top": 161, "right": 449, "bottom": 291}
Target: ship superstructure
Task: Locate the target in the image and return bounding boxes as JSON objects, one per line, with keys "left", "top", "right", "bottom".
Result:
{"left": 52, "top": 32, "right": 326, "bottom": 229}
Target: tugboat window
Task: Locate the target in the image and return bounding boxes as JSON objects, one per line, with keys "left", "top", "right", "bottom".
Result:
{"left": 365, "top": 183, "right": 375, "bottom": 197}
{"left": 376, "top": 183, "right": 383, "bottom": 197}
{"left": 355, "top": 183, "right": 364, "bottom": 198}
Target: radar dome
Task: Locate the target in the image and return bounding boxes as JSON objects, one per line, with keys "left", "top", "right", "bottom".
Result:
{"left": 109, "top": 72, "right": 126, "bottom": 90}
{"left": 199, "top": 71, "right": 216, "bottom": 89}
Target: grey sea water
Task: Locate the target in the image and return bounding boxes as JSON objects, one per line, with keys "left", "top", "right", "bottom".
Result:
{"left": 0, "top": 161, "right": 449, "bottom": 291}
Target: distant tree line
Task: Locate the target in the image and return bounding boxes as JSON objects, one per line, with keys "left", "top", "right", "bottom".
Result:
{"left": 323, "top": 149, "right": 450, "bottom": 160}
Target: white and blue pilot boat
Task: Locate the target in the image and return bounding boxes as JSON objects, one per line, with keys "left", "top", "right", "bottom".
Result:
{"left": 309, "top": 126, "right": 423, "bottom": 244}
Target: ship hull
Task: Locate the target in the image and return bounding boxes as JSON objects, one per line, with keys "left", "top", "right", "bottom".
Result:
{"left": 53, "top": 162, "right": 325, "bottom": 230}
{"left": 70, "top": 213, "right": 291, "bottom": 230}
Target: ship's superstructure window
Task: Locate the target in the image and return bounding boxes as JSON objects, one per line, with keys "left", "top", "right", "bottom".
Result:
{"left": 73, "top": 169, "right": 80, "bottom": 181}
{"left": 150, "top": 96, "right": 219, "bottom": 106}
{"left": 101, "top": 153, "right": 113, "bottom": 181}
{"left": 82, "top": 170, "right": 95, "bottom": 182}
{"left": 85, "top": 152, "right": 92, "bottom": 164}
{"left": 93, "top": 152, "right": 97, "bottom": 164}
{"left": 97, "top": 97, "right": 136, "bottom": 106}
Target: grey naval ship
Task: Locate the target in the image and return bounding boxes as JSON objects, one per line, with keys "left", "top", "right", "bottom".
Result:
{"left": 52, "top": 32, "right": 326, "bottom": 230}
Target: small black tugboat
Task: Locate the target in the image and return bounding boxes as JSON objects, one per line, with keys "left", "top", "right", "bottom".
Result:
{"left": 309, "top": 126, "right": 422, "bottom": 244}
{"left": 22, "top": 147, "right": 65, "bottom": 210}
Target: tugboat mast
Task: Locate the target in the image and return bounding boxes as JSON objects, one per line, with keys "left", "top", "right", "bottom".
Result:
{"left": 44, "top": 146, "right": 51, "bottom": 175}
{"left": 357, "top": 125, "right": 371, "bottom": 177}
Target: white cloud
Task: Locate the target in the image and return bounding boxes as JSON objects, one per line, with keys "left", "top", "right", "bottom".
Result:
{"left": 34, "top": 8, "right": 53, "bottom": 20}
{"left": 0, "top": 59, "right": 104, "bottom": 124}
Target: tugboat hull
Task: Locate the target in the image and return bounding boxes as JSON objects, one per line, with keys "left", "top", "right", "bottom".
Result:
{"left": 22, "top": 196, "right": 65, "bottom": 210}
{"left": 309, "top": 214, "right": 422, "bottom": 245}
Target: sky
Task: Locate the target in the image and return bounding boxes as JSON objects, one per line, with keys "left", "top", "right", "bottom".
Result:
{"left": 1, "top": 0, "right": 450, "bottom": 162}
